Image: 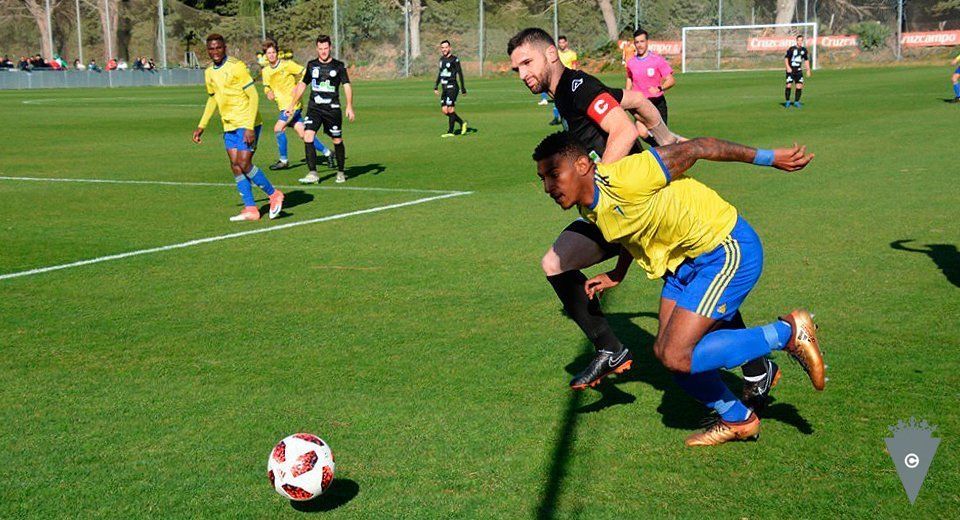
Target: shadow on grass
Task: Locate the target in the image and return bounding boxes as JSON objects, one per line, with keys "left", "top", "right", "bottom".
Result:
{"left": 258, "top": 190, "right": 313, "bottom": 219}
{"left": 535, "top": 311, "right": 814, "bottom": 518}
{"left": 318, "top": 163, "right": 387, "bottom": 183}
{"left": 289, "top": 478, "right": 359, "bottom": 513}
{"left": 891, "top": 239, "right": 960, "bottom": 288}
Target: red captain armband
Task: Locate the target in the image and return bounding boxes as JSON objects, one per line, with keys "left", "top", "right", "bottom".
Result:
{"left": 586, "top": 92, "right": 619, "bottom": 124}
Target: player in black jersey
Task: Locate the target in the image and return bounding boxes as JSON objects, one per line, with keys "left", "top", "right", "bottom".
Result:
{"left": 434, "top": 40, "right": 468, "bottom": 137}
{"left": 783, "top": 35, "right": 811, "bottom": 108}
{"left": 286, "top": 35, "right": 354, "bottom": 184}
{"left": 508, "top": 28, "right": 777, "bottom": 411}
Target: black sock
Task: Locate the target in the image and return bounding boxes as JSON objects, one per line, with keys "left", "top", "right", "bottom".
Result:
{"left": 546, "top": 270, "right": 623, "bottom": 352}
{"left": 334, "top": 142, "right": 345, "bottom": 172}
{"left": 794, "top": 89, "right": 803, "bottom": 102}
{"left": 304, "top": 141, "right": 317, "bottom": 171}
{"left": 785, "top": 87, "right": 792, "bottom": 102}
{"left": 451, "top": 112, "right": 463, "bottom": 126}
{"left": 447, "top": 113, "right": 456, "bottom": 133}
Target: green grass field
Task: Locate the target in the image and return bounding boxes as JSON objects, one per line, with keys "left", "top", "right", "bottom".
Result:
{"left": 1, "top": 65, "right": 958, "bottom": 518}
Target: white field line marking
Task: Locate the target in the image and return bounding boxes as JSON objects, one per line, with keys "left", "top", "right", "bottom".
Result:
{"left": 0, "top": 175, "right": 459, "bottom": 195}
{"left": 0, "top": 191, "right": 471, "bottom": 282}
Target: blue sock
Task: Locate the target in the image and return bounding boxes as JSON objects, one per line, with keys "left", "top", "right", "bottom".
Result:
{"left": 234, "top": 174, "right": 255, "bottom": 207}
{"left": 541, "top": 92, "right": 548, "bottom": 101}
{"left": 246, "top": 165, "right": 275, "bottom": 196}
{"left": 953, "top": 83, "right": 959, "bottom": 98}
{"left": 690, "top": 320, "right": 792, "bottom": 374}
{"left": 553, "top": 107, "right": 559, "bottom": 119}
{"left": 313, "top": 137, "right": 329, "bottom": 155}
{"left": 674, "top": 371, "right": 752, "bottom": 421}
{"left": 275, "top": 131, "right": 288, "bottom": 162}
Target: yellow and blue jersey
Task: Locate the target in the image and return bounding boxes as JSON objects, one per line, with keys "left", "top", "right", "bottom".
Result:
{"left": 261, "top": 59, "right": 305, "bottom": 112}
{"left": 579, "top": 150, "right": 738, "bottom": 280}
{"left": 558, "top": 48, "right": 578, "bottom": 69}
{"left": 204, "top": 56, "right": 262, "bottom": 131}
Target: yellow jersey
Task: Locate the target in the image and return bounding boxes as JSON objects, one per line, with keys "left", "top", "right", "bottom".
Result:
{"left": 558, "top": 48, "right": 578, "bottom": 69}
{"left": 579, "top": 150, "right": 738, "bottom": 279}
{"left": 261, "top": 58, "right": 305, "bottom": 111}
{"left": 203, "top": 56, "right": 262, "bottom": 131}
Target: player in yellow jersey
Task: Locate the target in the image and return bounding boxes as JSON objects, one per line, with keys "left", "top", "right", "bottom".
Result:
{"left": 261, "top": 39, "right": 334, "bottom": 170}
{"left": 546, "top": 35, "right": 579, "bottom": 125}
{"left": 193, "top": 34, "right": 283, "bottom": 222}
{"left": 532, "top": 131, "right": 826, "bottom": 446}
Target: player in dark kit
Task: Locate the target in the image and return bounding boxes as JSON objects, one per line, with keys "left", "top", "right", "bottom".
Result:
{"left": 783, "top": 35, "right": 811, "bottom": 108}
{"left": 287, "top": 34, "right": 355, "bottom": 184}
{"left": 508, "top": 28, "right": 779, "bottom": 410}
{"left": 434, "top": 40, "right": 468, "bottom": 137}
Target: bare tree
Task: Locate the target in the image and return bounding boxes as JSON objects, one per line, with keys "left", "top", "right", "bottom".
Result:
{"left": 394, "top": 0, "right": 423, "bottom": 60}
{"left": 775, "top": 0, "right": 798, "bottom": 32}
{"left": 20, "top": 0, "right": 62, "bottom": 60}
{"left": 83, "top": 0, "right": 118, "bottom": 61}
{"left": 596, "top": 0, "right": 618, "bottom": 42}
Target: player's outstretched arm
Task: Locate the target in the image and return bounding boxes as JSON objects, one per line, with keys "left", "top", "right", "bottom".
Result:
{"left": 599, "top": 107, "right": 641, "bottom": 163}
{"left": 654, "top": 137, "right": 813, "bottom": 177}
{"left": 194, "top": 96, "right": 218, "bottom": 143}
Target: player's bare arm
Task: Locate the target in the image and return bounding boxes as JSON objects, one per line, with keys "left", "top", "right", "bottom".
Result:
{"left": 655, "top": 138, "right": 814, "bottom": 177}
{"left": 585, "top": 248, "right": 633, "bottom": 299}
{"left": 287, "top": 82, "right": 306, "bottom": 116}
{"left": 598, "top": 106, "right": 640, "bottom": 163}
{"left": 661, "top": 74, "right": 676, "bottom": 92}
{"left": 344, "top": 83, "right": 355, "bottom": 121}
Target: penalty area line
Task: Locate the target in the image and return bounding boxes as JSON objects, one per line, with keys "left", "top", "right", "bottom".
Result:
{"left": 0, "top": 191, "right": 471, "bottom": 282}
{"left": 0, "top": 175, "right": 460, "bottom": 195}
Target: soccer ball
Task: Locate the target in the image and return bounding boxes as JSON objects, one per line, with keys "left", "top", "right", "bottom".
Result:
{"left": 267, "top": 433, "right": 335, "bottom": 501}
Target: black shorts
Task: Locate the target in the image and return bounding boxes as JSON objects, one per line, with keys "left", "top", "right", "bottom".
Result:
{"left": 786, "top": 70, "right": 804, "bottom": 84}
{"left": 440, "top": 88, "right": 458, "bottom": 107}
{"left": 648, "top": 95, "right": 668, "bottom": 125}
{"left": 304, "top": 108, "right": 343, "bottom": 138}
{"left": 564, "top": 219, "right": 621, "bottom": 260}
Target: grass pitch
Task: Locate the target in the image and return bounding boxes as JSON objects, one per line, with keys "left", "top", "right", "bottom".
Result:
{"left": 1, "top": 65, "right": 958, "bottom": 518}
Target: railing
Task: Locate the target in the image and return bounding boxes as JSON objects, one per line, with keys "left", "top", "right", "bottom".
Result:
{"left": 0, "top": 69, "right": 205, "bottom": 90}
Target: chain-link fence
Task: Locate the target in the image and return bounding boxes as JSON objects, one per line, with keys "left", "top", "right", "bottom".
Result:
{"left": 2, "top": 0, "right": 960, "bottom": 83}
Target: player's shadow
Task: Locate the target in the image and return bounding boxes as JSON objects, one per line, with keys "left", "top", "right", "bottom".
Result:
{"left": 319, "top": 163, "right": 387, "bottom": 183}
{"left": 891, "top": 239, "right": 960, "bottom": 288}
{"left": 289, "top": 478, "right": 359, "bottom": 513}
{"left": 535, "top": 310, "right": 812, "bottom": 519}
{"left": 257, "top": 190, "right": 313, "bottom": 219}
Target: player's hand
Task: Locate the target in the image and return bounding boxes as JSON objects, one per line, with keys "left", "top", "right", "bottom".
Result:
{"left": 585, "top": 272, "right": 620, "bottom": 300}
{"left": 192, "top": 127, "right": 204, "bottom": 144}
{"left": 648, "top": 86, "right": 659, "bottom": 96}
{"left": 266, "top": 91, "right": 275, "bottom": 101}
{"left": 434, "top": 89, "right": 439, "bottom": 96}
{"left": 772, "top": 143, "right": 814, "bottom": 172}
{"left": 346, "top": 107, "right": 355, "bottom": 122}
{"left": 243, "top": 128, "right": 255, "bottom": 146}
{"left": 284, "top": 107, "right": 294, "bottom": 118}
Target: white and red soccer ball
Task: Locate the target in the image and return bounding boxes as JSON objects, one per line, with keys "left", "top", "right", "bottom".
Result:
{"left": 267, "top": 433, "right": 335, "bottom": 501}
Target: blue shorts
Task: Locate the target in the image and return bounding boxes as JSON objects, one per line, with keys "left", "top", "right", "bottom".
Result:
{"left": 954, "top": 67, "right": 960, "bottom": 75}
{"left": 661, "top": 216, "right": 763, "bottom": 321}
{"left": 223, "top": 126, "right": 262, "bottom": 152}
{"left": 279, "top": 109, "right": 302, "bottom": 125}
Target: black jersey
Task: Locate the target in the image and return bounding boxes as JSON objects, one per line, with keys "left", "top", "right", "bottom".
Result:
{"left": 785, "top": 46, "right": 809, "bottom": 72}
{"left": 553, "top": 68, "right": 641, "bottom": 158}
{"left": 301, "top": 58, "right": 350, "bottom": 110}
{"left": 434, "top": 54, "right": 465, "bottom": 93}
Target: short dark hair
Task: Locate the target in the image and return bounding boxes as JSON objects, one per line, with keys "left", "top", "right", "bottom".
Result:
{"left": 557, "top": 35, "right": 567, "bottom": 41}
{"left": 206, "top": 33, "right": 225, "bottom": 45}
{"left": 316, "top": 34, "right": 332, "bottom": 45}
{"left": 262, "top": 39, "right": 278, "bottom": 52}
{"left": 532, "top": 132, "right": 589, "bottom": 162}
{"left": 796, "top": 34, "right": 804, "bottom": 39}
{"left": 440, "top": 39, "right": 451, "bottom": 46}
{"left": 634, "top": 29, "right": 648, "bottom": 39}
{"left": 507, "top": 27, "right": 555, "bottom": 56}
